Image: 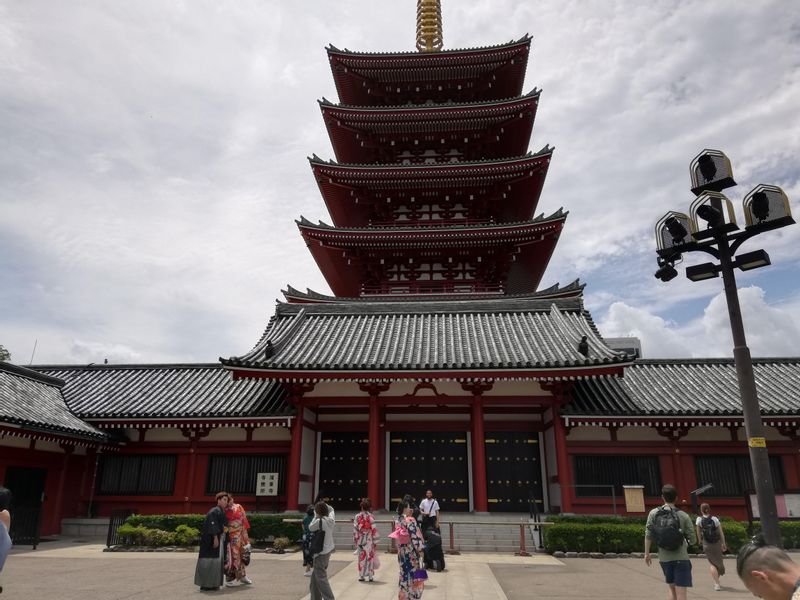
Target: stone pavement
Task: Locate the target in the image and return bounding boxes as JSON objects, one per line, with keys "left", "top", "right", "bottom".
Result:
{"left": 1, "top": 539, "right": 771, "bottom": 599}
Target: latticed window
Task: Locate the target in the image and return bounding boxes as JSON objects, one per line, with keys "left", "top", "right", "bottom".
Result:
{"left": 97, "top": 454, "right": 177, "bottom": 495}
{"left": 573, "top": 455, "right": 662, "bottom": 497}
{"left": 695, "top": 455, "right": 785, "bottom": 497}
{"left": 205, "top": 454, "right": 287, "bottom": 495}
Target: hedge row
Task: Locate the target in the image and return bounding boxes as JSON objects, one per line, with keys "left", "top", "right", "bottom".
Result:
{"left": 545, "top": 514, "right": 739, "bottom": 526}
{"left": 117, "top": 523, "right": 200, "bottom": 547}
{"left": 124, "top": 514, "right": 304, "bottom": 543}
{"left": 543, "top": 521, "right": 749, "bottom": 554}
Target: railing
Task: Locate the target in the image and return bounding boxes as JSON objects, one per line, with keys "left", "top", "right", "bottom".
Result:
{"left": 361, "top": 283, "right": 504, "bottom": 297}
{"left": 368, "top": 218, "right": 495, "bottom": 228}
{"left": 563, "top": 484, "right": 619, "bottom": 515}
{"left": 106, "top": 508, "right": 137, "bottom": 547}
{"left": 283, "top": 517, "right": 554, "bottom": 556}
{"left": 9, "top": 506, "right": 41, "bottom": 549}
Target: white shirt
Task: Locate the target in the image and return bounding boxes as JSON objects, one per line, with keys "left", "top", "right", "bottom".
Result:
{"left": 695, "top": 515, "right": 720, "bottom": 528}
{"left": 309, "top": 505, "right": 336, "bottom": 555}
{"left": 420, "top": 498, "right": 440, "bottom": 517}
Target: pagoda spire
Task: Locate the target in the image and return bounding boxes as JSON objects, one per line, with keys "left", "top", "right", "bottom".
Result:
{"left": 416, "top": 0, "right": 443, "bottom": 52}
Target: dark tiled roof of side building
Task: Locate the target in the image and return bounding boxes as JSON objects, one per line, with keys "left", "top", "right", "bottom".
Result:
{"left": 0, "top": 362, "right": 106, "bottom": 441}
{"left": 568, "top": 358, "right": 800, "bottom": 416}
{"left": 31, "top": 363, "right": 292, "bottom": 420}
{"left": 223, "top": 296, "right": 631, "bottom": 373}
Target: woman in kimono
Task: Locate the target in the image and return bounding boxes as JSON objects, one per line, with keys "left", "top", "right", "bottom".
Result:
{"left": 353, "top": 497, "right": 379, "bottom": 582}
{"left": 224, "top": 495, "right": 252, "bottom": 586}
{"left": 395, "top": 498, "right": 425, "bottom": 600}
{"left": 194, "top": 491, "right": 229, "bottom": 591}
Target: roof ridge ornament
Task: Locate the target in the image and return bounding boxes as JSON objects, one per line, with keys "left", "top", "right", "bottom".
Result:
{"left": 417, "top": 0, "right": 443, "bottom": 52}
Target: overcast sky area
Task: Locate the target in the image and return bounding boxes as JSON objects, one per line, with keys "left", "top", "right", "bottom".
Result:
{"left": 1, "top": 0, "right": 799, "bottom": 365}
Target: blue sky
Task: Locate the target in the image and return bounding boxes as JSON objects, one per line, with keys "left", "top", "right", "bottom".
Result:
{"left": 1, "top": 0, "right": 799, "bottom": 364}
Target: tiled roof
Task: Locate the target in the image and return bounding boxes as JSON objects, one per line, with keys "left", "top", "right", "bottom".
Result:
{"left": 568, "top": 358, "right": 800, "bottom": 416}
{"left": 31, "top": 364, "right": 292, "bottom": 420}
{"left": 318, "top": 89, "right": 540, "bottom": 111}
{"left": 0, "top": 362, "right": 106, "bottom": 441}
{"left": 222, "top": 297, "right": 631, "bottom": 375}
{"left": 282, "top": 280, "right": 585, "bottom": 304}
{"left": 326, "top": 35, "right": 532, "bottom": 58}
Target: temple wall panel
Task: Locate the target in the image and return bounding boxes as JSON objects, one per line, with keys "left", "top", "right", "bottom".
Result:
{"left": 387, "top": 380, "right": 465, "bottom": 397}
{"left": 303, "top": 407, "right": 318, "bottom": 424}
{"left": 0, "top": 436, "right": 30, "bottom": 448}
{"left": 615, "top": 426, "right": 663, "bottom": 442}
{"left": 300, "top": 426, "right": 316, "bottom": 475}
{"left": 33, "top": 440, "right": 66, "bottom": 453}
{"left": 482, "top": 380, "right": 545, "bottom": 396}
{"left": 682, "top": 426, "right": 731, "bottom": 442}
{"left": 144, "top": 428, "right": 185, "bottom": 442}
{"left": 484, "top": 413, "right": 541, "bottom": 422}
{"left": 305, "top": 381, "right": 364, "bottom": 397}
{"left": 252, "top": 426, "right": 292, "bottom": 441}
{"left": 205, "top": 427, "right": 247, "bottom": 442}
{"left": 566, "top": 426, "right": 610, "bottom": 441}
{"left": 318, "top": 414, "right": 368, "bottom": 422}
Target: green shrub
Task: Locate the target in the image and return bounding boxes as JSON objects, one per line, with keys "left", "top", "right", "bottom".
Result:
{"left": 174, "top": 524, "right": 201, "bottom": 546}
{"left": 123, "top": 513, "right": 304, "bottom": 544}
{"left": 116, "top": 523, "right": 148, "bottom": 545}
{"left": 273, "top": 536, "right": 291, "bottom": 551}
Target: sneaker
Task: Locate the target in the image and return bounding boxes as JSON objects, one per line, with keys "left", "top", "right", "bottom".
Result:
{"left": 304, "top": 571, "right": 313, "bottom": 577}
{"left": 358, "top": 577, "right": 365, "bottom": 582}
{"left": 368, "top": 576, "right": 374, "bottom": 582}
{"left": 240, "top": 577, "right": 253, "bottom": 585}
{"left": 714, "top": 583, "right": 722, "bottom": 591}
{"left": 225, "top": 580, "right": 238, "bottom": 587}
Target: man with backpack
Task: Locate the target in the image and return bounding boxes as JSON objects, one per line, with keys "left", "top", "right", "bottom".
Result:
{"left": 694, "top": 502, "right": 728, "bottom": 591}
{"left": 645, "top": 484, "right": 698, "bottom": 600}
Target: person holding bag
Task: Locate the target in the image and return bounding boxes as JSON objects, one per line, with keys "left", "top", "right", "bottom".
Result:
{"left": 308, "top": 500, "right": 336, "bottom": 600}
{"left": 393, "top": 498, "right": 426, "bottom": 600}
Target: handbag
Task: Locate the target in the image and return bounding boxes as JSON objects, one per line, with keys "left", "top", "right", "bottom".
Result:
{"left": 309, "top": 529, "right": 326, "bottom": 554}
{"left": 412, "top": 568, "right": 428, "bottom": 581}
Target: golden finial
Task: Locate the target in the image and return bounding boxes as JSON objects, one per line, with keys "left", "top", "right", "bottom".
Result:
{"left": 416, "top": 0, "right": 443, "bottom": 52}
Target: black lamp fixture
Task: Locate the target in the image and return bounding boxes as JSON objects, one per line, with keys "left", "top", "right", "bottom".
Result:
{"left": 652, "top": 149, "right": 795, "bottom": 547}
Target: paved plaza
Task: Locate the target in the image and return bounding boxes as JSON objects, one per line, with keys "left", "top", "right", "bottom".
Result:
{"left": 3, "top": 539, "right": 763, "bottom": 599}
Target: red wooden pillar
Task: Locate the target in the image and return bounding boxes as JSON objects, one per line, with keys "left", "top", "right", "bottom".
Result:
{"left": 361, "top": 383, "right": 390, "bottom": 508}
{"left": 53, "top": 443, "right": 74, "bottom": 531}
{"left": 285, "top": 399, "right": 304, "bottom": 512}
{"left": 462, "top": 381, "right": 493, "bottom": 513}
{"left": 181, "top": 427, "right": 210, "bottom": 512}
{"left": 552, "top": 406, "right": 574, "bottom": 514}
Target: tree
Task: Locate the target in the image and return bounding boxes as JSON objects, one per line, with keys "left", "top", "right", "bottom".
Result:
{"left": 0, "top": 345, "right": 10, "bottom": 362}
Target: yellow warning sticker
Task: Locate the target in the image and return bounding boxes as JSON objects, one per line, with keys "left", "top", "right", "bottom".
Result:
{"left": 748, "top": 437, "right": 767, "bottom": 448}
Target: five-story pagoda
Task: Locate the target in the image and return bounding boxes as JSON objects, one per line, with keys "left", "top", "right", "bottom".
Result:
{"left": 223, "top": 1, "right": 631, "bottom": 514}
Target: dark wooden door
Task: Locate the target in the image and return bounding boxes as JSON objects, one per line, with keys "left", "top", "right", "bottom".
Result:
{"left": 389, "top": 432, "right": 469, "bottom": 512}
{"left": 4, "top": 466, "right": 47, "bottom": 546}
{"left": 317, "top": 432, "right": 368, "bottom": 511}
{"left": 485, "top": 432, "right": 544, "bottom": 513}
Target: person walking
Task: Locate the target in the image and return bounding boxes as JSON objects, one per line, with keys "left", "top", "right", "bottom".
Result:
{"left": 0, "top": 487, "right": 12, "bottom": 595}
{"left": 695, "top": 502, "right": 727, "bottom": 591}
{"left": 644, "top": 484, "right": 697, "bottom": 600}
{"left": 194, "top": 491, "right": 229, "bottom": 592}
{"left": 224, "top": 494, "right": 252, "bottom": 586}
{"left": 419, "top": 490, "right": 440, "bottom": 534}
{"left": 302, "top": 504, "right": 315, "bottom": 577}
{"left": 353, "top": 498, "right": 380, "bottom": 582}
{"left": 309, "top": 499, "right": 336, "bottom": 600}
{"left": 392, "top": 498, "right": 426, "bottom": 600}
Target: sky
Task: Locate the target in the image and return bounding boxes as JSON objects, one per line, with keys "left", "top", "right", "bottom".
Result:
{"left": 1, "top": 0, "right": 799, "bottom": 365}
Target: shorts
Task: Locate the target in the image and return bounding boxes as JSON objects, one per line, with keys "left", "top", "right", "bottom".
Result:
{"left": 660, "top": 560, "right": 693, "bottom": 587}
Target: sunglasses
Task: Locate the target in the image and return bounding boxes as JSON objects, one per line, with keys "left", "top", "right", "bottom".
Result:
{"left": 736, "top": 534, "right": 767, "bottom": 577}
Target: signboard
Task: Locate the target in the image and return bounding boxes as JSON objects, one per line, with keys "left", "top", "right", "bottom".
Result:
{"left": 748, "top": 492, "right": 800, "bottom": 520}
{"left": 256, "top": 472, "right": 279, "bottom": 497}
{"left": 623, "top": 485, "right": 646, "bottom": 513}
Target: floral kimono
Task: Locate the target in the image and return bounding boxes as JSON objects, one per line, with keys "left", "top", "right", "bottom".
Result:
{"left": 224, "top": 502, "right": 251, "bottom": 582}
{"left": 396, "top": 516, "right": 425, "bottom": 600}
{"left": 353, "top": 510, "right": 379, "bottom": 579}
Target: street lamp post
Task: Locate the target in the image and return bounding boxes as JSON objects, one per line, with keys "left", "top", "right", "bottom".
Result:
{"left": 654, "top": 149, "right": 795, "bottom": 547}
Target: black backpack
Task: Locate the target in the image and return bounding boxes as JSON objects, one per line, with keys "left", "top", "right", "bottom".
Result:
{"left": 700, "top": 515, "right": 720, "bottom": 543}
{"left": 652, "top": 506, "right": 684, "bottom": 551}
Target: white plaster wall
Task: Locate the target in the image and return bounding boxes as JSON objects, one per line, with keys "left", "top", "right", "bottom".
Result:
{"left": 300, "top": 426, "right": 316, "bottom": 475}
{"left": 482, "top": 380, "right": 545, "bottom": 396}
{"left": 144, "top": 428, "right": 185, "bottom": 442}
{"left": 34, "top": 440, "right": 65, "bottom": 453}
{"left": 74, "top": 445, "right": 87, "bottom": 456}
{"left": 616, "top": 427, "right": 663, "bottom": 442}
{"left": 299, "top": 481, "right": 313, "bottom": 506}
{"left": 204, "top": 427, "right": 247, "bottom": 442}
{"left": 682, "top": 426, "right": 733, "bottom": 442}
{"left": 304, "top": 381, "right": 363, "bottom": 397}
{"left": 567, "top": 426, "right": 611, "bottom": 441}
{"left": 543, "top": 425, "right": 560, "bottom": 508}
{"left": 303, "top": 407, "right": 317, "bottom": 424}
{"left": 122, "top": 428, "right": 138, "bottom": 441}
{"left": 386, "top": 380, "right": 465, "bottom": 397}
{"left": 252, "top": 427, "right": 292, "bottom": 441}
{"left": 0, "top": 436, "right": 29, "bottom": 449}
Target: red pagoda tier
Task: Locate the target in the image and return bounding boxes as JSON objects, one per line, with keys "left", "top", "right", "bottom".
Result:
{"left": 320, "top": 91, "right": 539, "bottom": 165}
{"left": 310, "top": 149, "right": 552, "bottom": 227}
{"left": 297, "top": 210, "right": 565, "bottom": 297}
{"left": 327, "top": 36, "right": 531, "bottom": 106}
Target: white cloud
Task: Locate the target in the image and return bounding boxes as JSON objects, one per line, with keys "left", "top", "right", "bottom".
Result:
{"left": 600, "top": 286, "right": 800, "bottom": 358}
{"left": 69, "top": 340, "right": 142, "bottom": 365}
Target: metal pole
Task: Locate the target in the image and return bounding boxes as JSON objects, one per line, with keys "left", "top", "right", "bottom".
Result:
{"left": 716, "top": 232, "right": 781, "bottom": 546}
